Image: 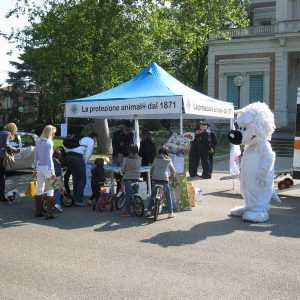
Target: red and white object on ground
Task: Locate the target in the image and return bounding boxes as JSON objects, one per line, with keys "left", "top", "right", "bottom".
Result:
{"left": 293, "top": 87, "right": 300, "bottom": 179}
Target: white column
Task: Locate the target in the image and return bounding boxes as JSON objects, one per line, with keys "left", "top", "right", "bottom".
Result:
{"left": 240, "top": 72, "right": 247, "bottom": 108}
{"left": 218, "top": 72, "right": 225, "bottom": 101}
{"left": 264, "top": 70, "right": 270, "bottom": 106}
{"left": 276, "top": 0, "right": 289, "bottom": 22}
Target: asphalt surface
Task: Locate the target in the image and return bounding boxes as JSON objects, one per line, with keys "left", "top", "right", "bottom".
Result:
{"left": 0, "top": 158, "right": 299, "bottom": 300}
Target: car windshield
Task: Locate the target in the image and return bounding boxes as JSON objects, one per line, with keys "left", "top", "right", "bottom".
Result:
{"left": 20, "top": 134, "right": 35, "bottom": 147}
{"left": 10, "top": 136, "right": 19, "bottom": 148}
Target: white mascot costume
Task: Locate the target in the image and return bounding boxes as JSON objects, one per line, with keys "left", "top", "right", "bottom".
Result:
{"left": 228, "top": 102, "right": 280, "bottom": 223}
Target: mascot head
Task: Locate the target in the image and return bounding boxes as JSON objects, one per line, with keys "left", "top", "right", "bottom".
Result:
{"left": 228, "top": 102, "right": 275, "bottom": 146}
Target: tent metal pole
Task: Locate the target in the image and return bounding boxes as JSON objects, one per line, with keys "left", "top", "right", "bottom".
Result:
{"left": 64, "top": 104, "right": 68, "bottom": 125}
{"left": 180, "top": 112, "right": 183, "bottom": 135}
{"left": 230, "top": 118, "right": 235, "bottom": 190}
{"left": 133, "top": 115, "right": 140, "bottom": 148}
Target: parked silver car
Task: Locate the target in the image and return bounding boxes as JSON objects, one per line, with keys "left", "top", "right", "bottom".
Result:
{"left": 9, "top": 132, "right": 39, "bottom": 170}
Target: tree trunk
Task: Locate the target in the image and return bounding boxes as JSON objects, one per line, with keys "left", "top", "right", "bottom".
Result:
{"left": 94, "top": 119, "right": 111, "bottom": 154}
{"left": 196, "top": 46, "right": 208, "bottom": 93}
{"left": 90, "top": 1, "right": 113, "bottom": 155}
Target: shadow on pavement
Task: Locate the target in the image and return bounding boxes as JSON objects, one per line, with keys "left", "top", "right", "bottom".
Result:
{"left": 0, "top": 196, "right": 151, "bottom": 231}
{"left": 204, "top": 190, "right": 244, "bottom": 199}
{"left": 140, "top": 196, "right": 300, "bottom": 247}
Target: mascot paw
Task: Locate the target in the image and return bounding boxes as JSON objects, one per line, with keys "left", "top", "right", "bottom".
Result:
{"left": 242, "top": 210, "right": 269, "bottom": 223}
{"left": 255, "top": 174, "right": 268, "bottom": 186}
{"left": 230, "top": 206, "right": 248, "bottom": 217}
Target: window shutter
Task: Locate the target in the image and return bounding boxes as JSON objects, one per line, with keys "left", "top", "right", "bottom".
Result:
{"left": 249, "top": 75, "right": 264, "bottom": 103}
{"left": 227, "top": 76, "right": 239, "bottom": 108}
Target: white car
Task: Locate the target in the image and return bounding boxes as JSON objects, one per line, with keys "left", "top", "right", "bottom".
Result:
{"left": 9, "top": 132, "right": 39, "bottom": 171}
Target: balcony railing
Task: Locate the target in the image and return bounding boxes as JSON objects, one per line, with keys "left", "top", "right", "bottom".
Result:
{"left": 210, "top": 20, "right": 300, "bottom": 40}
{"left": 278, "top": 20, "right": 300, "bottom": 33}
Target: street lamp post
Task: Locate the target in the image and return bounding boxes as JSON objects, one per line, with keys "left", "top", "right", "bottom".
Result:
{"left": 18, "top": 106, "right": 24, "bottom": 127}
{"left": 234, "top": 75, "right": 244, "bottom": 108}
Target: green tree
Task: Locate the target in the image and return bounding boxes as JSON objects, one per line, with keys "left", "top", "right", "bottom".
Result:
{"left": 3, "top": 0, "right": 249, "bottom": 152}
{"left": 154, "top": 0, "right": 250, "bottom": 92}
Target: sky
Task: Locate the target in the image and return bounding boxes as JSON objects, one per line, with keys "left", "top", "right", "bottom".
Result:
{"left": 0, "top": 0, "right": 28, "bottom": 87}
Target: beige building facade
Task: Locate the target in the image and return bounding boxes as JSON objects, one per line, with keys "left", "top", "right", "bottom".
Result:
{"left": 208, "top": 0, "right": 300, "bottom": 129}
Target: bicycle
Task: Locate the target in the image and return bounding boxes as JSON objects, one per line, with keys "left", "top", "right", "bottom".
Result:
{"left": 92, "top": 181, "right": 114, "bottom": 212}
{"left": 153, "top": 184, "right": 165, "bottom": 221}
{"left": 115, "top": 179, "right": 126, "bottom": 210}
{"left": 152, "top": 177, "right": 179, "bottom": 222}
{"left": 115, "top": 180, "right": 144, "bottom": 217}
{"left": 41, "top": 175, "right": 73, "bottom": 213}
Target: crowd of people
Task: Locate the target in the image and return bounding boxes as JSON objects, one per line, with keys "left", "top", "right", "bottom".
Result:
{"left": 0, "top": 120, "right": 217, "bottom": 220}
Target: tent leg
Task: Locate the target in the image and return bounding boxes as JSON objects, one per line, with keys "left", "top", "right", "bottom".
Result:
{"left": 180, "top": 113, "right": 183, "bottom": 135}
{"left": 134, "top": 116, "right": 140, "bottom": 148}
{"left": 230, "top": 118, "right": 235, "bottom": 190}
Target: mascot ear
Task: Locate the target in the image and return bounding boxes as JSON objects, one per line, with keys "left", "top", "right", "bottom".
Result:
{"left": 255, "top": 122, "right": 266, "bottom": 138}
{"left": 243, "top": 112, "right": 254, "bottom": 124}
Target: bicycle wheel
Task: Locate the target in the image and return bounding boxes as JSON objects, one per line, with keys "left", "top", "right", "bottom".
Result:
{"left": 115, "top": 192, "right": 125, "bottom": 210}
{"left": 41, "top": 196, "right": 47, "bottom": 213}
{"left": 132, "top": 195, "right": 144, "bottom": 217}
{"left": 60, "top": 192, "right": 74, "bottom": 207}
{"left": 153, "top": 197, "right": 160, "bottom": 222}
{"left": 98, "top": 198, "right": 105, "bottom": 212}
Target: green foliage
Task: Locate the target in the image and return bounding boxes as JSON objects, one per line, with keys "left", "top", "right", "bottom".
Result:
{"left": 4, "top": 0, "right": 250, "bottom": 126}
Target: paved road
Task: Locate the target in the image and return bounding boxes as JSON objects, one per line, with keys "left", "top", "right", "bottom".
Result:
{"left": 0, "top": 160, "right": 299, "bottom": 299}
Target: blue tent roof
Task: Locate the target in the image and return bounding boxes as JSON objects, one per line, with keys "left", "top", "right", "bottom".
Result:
{"left": 67, "top": 62, "right": 197, "bottom": 102}
{"left": 65, "top": 62, "right": 234, "bottom": 119}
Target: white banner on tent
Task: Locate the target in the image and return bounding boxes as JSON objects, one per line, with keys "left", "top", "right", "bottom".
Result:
{"left": 183, "top": 97, "right": 234, "bottom": 119}
{"left": 65, "top": 96, "right": 182, "bottom": 118}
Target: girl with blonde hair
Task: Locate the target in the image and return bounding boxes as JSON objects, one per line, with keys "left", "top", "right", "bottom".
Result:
{"left": 0, "top": 122, "right": 19, "bottom": 201}
{"left": 33, "top": 125, "right": 57, "bottom": 219}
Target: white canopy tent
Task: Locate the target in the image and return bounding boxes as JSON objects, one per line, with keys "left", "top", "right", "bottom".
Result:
{"left": 65, "top": 62, "right": 234, "bottom": 133}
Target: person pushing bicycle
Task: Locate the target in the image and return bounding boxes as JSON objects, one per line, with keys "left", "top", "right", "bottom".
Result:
{"left": 146, "top": 146, "right": 176, "bottom": 219}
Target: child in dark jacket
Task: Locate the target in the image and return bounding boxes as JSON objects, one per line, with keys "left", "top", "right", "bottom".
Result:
{"left": 90, "top": 158, "right": 106, "bottom": 201}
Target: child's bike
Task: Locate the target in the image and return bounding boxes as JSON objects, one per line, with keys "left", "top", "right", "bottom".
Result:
{"left": 92, "top": 182, "right": 114, "bottom": 212}
{"left": 153, "top": 184, "right": 165, "bottom": 221}
{"left": 152, "top": 177, "right": 179, "bottom": 222}
{"left": 116, "top": 181, "right": 144, "bottom": 217}
{"left": 115, "top": 179, "right": 126, "bottom": 210}
{"left": 41, "top": 190, "right": 73, "bottom": 212}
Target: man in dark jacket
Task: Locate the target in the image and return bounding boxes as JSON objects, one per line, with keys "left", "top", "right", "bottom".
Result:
{"left": 112, "top": 120, "right": 134, "bottom": 164}
{"left": 112, "top": 121, "right": 134, "bottom": 192}
{"left": 208, "top": 127, "right": 217, "bottom": 175}
{"left": 139, "top": 130, "right": 156, "bottom": 192}
{"left": 188, "top": 121, "right": 212, "bottom": 179}
{"left": 139, "top": 130, "right": 156, "bottom": 166}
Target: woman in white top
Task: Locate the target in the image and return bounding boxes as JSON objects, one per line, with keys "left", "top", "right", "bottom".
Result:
{"left": 33, "top": 125, "right": 56, "bottom": 219}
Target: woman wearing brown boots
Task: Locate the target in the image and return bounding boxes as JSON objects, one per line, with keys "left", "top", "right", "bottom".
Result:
{"left": 33, "top": 125, "right": 57, "bottom": 219}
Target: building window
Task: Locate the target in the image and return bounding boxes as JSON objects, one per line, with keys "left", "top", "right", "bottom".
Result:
{"left": 227, "top": 76, "right": 239, "bottom": 108}
{"left": 249, "top": 75, "right": 264, "bottom": 103}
